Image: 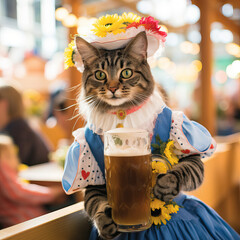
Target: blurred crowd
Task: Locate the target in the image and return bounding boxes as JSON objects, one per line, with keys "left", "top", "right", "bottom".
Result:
{"left": 0, "top": 82, "right": 75, "bottom": 229}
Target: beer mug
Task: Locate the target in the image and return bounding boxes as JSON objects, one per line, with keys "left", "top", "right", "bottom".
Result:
{"left": 104, "top": 128, "right": 152, "bottom": 232}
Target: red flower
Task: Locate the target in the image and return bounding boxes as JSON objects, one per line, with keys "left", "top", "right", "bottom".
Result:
{"left": 127, "top": 16, "right": 167, "bottom": 40}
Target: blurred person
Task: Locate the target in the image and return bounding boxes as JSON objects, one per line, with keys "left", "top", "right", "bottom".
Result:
{"left": 0, "top": 135, "right": 64, "bottom": 228}
{"left": 0, "top": 84, "right": 50, "bottom": 166}
{"left": 46, "top": 82, "right": 72, "bottom": 142}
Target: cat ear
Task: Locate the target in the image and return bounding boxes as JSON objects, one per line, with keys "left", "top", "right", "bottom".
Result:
{"left": 75, "top": 36, "right": 99, "bottom": 64}
{"left": 124, "top": 31, "right": 148, "bottom": 60}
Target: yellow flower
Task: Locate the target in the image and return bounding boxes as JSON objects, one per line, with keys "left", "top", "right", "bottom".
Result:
{"left": 64, "top": 40, "right": 75, "bottom": 70}
{"left": 158, "top": 207, "right": 172, "bottom": 225}
{"left": 151, "top": 199, "right": 172, "bottom": 225}
{"left": 152, "top": 161, "right": 168, "bottom": 174}
{"left": 92, "top": 14, "right": 125, "bottom": 37}
{"left": 152, "top": 161, "right": 168, "bottom": 187}
{"left": 164, "top": 141, "right": 179, "bottom": 166}
{"left": 121, "top": 12, "right": 141, "bottom": 26}
{"left": 166, "top": 204, "right": 180, "bottom": 214}
{"left": 150, "top": 198, "right": 165, "bottom": 210}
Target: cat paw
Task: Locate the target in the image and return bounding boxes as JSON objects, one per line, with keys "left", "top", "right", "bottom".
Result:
{"left": 153, "top": 173, "right": 179, "bottom": 202}
{"left": 95, "top": 205, "right": 119, "bottom": 240}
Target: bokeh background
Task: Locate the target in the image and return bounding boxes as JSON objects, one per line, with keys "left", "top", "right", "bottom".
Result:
{"left": 0, "top": 0, "right": 239, "bottom": 233}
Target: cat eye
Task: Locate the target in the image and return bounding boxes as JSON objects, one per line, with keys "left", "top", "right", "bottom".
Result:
{"left": 95, "top": 70, "right": 106, "bottom": 80}
{"left": 121, "top": 69, "right": 133, "bottom": 79}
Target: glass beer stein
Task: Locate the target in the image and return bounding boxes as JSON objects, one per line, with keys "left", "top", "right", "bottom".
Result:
{"left": 104, "top": 128, "right": 152, "bottom": 232}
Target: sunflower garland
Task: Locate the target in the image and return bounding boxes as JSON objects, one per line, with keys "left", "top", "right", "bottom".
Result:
{"left": 150, "top": 135, "right": 180, "bottom": 226}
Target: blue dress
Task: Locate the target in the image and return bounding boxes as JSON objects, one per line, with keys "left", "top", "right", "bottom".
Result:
{"left": 62, "top": 106, "right": 240, "bottom": 240}
{"left": 90, "top": 194, "right": 239, "bottom": 240}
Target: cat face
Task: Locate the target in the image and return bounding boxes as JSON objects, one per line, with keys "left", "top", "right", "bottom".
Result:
{"left": 76, "top": 32, "right": 155, "bottom": 112}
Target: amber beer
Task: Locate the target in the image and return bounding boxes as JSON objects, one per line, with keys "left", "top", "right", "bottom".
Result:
{"left": 104, "top": 128, "right": 152, "bottom": 232}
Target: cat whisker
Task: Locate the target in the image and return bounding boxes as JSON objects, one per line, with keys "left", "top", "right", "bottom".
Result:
{"left": 71, "top": 113, "right": 87, "bottom": 132}
{"left": 67, "top": 83, "right": 82, "bottom": 92}
{"left": 60, "top": 102, "right": 79, "bottom": 112}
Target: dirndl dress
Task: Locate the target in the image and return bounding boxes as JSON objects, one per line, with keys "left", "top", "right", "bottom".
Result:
{"left": 62, "top": 104, "right": 240, "bottom": 240}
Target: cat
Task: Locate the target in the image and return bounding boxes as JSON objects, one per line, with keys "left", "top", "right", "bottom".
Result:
{"left": 75, "top": 32, "right": 204, "bottom": 240}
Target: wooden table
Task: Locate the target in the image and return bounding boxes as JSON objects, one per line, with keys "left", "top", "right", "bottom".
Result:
{"left": 19, "top": 162, "right": 84, "bottom": 201}
{"left": 19, "top": 162, "right": 64, "bottom": 186}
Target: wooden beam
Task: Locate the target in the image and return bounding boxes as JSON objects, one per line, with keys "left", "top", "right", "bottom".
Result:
{"left": 64, "top": 0, "right": 85, "bottom": 139}
{"left": 192, "top": 0, "right": 240, "bottom": 39}
{"left": 198, "top": 0, "right": 216, "bottom": 135}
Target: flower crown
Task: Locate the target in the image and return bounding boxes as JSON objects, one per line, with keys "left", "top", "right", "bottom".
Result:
{"left": 64, "top": 13, "right": 167, "bottom": 71}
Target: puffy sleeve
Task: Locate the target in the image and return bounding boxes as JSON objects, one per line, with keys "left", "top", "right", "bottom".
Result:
{"left": 62, "top": 128, "right": 105, "bottom": 195}
{"left": 169, "top": 111, "right": 217, "bottom": 159}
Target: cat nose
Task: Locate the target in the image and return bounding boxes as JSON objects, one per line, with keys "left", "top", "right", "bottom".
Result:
{"left": 109, "top": 87, "right": 118, "bottom": 94}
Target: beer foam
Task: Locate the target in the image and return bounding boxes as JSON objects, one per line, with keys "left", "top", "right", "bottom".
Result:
{"left": 105, "top": 147, "right": 150, "bottom": 156}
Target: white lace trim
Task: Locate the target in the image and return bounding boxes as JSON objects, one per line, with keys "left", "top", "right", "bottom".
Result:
{"left": 85, "top": 89, "right": 166, "bottom": 135}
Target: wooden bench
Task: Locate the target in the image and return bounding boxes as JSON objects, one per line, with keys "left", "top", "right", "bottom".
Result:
{"left": 0, "top": 202, "right": 92, "bottom": 240}
{"left": 1, "top": 134, "right": 239, "bottom": 239}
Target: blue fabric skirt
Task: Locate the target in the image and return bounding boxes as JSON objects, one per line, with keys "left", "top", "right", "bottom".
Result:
{"left": 89, "top": 194, "right": 240, "bottom": 240}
